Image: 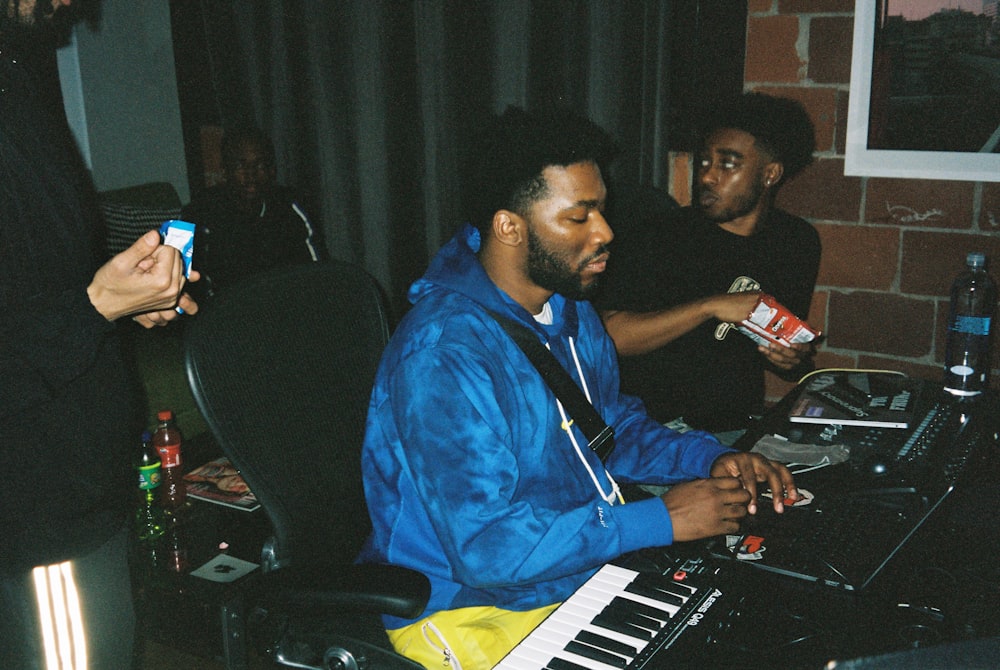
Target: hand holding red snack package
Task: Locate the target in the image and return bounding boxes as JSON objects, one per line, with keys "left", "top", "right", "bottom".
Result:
{"left": 736, "top": 294, "right": 820, "bottom": 348}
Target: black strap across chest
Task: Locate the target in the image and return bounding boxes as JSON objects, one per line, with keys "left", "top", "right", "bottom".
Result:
{"left": 486, "top": 310, "right": 615, "bottom": 463}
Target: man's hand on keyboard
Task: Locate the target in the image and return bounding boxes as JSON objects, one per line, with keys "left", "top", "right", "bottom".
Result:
{"left": 661, "top": 477, "right": 752, "bottom": 541}
{"left": 709, "top": 452, "right": 799, "bottom": 515}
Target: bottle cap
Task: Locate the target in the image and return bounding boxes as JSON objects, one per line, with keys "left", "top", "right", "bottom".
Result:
{"left": 157, "top": 410, "right": 174, "bottom": 421}
{"left": 141, "top": 430, "right": 152, "bottom": 442}
{"left": 967, "top": 252, "right": 986, "bottom": 268}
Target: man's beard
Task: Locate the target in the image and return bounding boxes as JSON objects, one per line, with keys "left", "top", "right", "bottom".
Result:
{"left": 698, "top": 176, "right": 766, "bottom": 223}
{"left": 526, "top": 225, "right": 607, "bottom": 301}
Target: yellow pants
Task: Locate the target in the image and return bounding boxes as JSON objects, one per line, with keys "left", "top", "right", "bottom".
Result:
{"left": 387, "top": 603, "right": 559, "bottom": 669}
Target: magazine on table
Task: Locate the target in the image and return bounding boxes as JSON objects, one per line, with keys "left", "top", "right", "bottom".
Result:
{"left": 183, "top": 456, "right": 261, "bottom": 512}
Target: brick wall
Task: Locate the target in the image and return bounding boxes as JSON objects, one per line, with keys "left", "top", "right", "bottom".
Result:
{"left": 672, "top": 0, "right": 1000, "bottom": 404}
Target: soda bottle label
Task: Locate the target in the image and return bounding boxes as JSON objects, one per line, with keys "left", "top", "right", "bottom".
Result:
{"left": 138, "top": 463, "right": 161, "bottom": 490}
{"left": 157, "top": 444, "right": 183, "bottom": 468}
{"left": 949, "top": 315, "right": 991, "bottom": 336}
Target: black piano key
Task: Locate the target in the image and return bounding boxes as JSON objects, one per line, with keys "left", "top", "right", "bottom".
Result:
{"left": 592, "top": 610, "right": 654, "bottom": 641}
{"left": 606, "top": 595, "right": 672, "bottom": 624}
{"left": 625, "top": 578, "right": 684, "bottom": 607}
{"left": 576, "top": 630, "right": 638, "bottom": 658}
{"left": 547, "top": 657, "right": 592, "bottom": 670}
{"left": 636, "top": 572, "right": 695, "bottom": 600}
{"left": 601, "top": 609, "right": 661, "bottom": 638}
{"left": 565, "top": 640, "right": 628, "bottom": 668}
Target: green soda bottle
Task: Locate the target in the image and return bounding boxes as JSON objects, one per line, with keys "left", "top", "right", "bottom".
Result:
{"left": 135, "top": 430, "right": 166, "bottom": 541}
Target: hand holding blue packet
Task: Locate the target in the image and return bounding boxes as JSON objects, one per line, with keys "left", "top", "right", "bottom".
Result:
{"left": 159, "top": 219, "right": 195, "bottom": 278}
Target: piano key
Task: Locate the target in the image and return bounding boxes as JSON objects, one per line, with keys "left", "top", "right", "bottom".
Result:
{"left": 495, "top": 643, "right": 561, "bottom": 669}
{"left": 542, "top": 605, "right": 647, "bottom": 649}
{"left": 547, "top": 658, "right": 592, "bottom": 670}
{"left": 625, "top": 575, "right": 686, "bottom": 606}
{"left": 575, "top": 630, "right": 637, "bottom": 658}
{"left": 608, "top": 588, "right": 682, "bottom": 617}
{"left": 561, "top": 591, "right": 675, "bottom": 634}
{"left": 564, "top": 639, "right": 628, "bottom": 667}
{"left": 516, "top": 635, "right": 622, "bottom": 670}
{"left": 604, "top": 595, "right": 673, "bottom": 625}
{"left": 592, "top": 610, "right": 655, "bottom": 640}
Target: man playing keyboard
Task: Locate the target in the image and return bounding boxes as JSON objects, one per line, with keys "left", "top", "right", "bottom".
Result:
{"left": 357, "top": 106, "right": 798, "bottom": 669}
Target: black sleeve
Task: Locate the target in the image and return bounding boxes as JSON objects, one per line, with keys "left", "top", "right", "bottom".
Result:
{"left": 0, "top": 285, "right": 117, "bottom": 421}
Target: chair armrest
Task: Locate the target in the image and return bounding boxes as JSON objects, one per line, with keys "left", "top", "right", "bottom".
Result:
{"left": 262, "top": 563, "right": 430, "bottom": 620}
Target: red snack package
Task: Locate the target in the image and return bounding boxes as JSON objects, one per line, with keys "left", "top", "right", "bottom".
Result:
{"left": 736, "top": 294, "right": 820, "bottom": 348}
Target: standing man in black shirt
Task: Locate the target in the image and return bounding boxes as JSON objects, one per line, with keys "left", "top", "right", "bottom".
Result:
{"left": 0, "top": 1, "right": 199, "bottom": 666}
{"left": 597, "top": 92, "right": 820, "bottom": 439}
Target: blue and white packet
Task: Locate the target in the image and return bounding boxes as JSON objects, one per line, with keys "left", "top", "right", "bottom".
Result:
{"left": 159, "top": 219, "right": 195, "bottom": 278}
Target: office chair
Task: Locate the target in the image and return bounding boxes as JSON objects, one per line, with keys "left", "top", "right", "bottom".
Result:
{"left": 184, "top": 261, "right": 428, "bottom": 669}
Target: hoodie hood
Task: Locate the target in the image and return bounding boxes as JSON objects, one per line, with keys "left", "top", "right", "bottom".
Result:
{"left": 408, "top": 223, "right": 579, "bottom": 341}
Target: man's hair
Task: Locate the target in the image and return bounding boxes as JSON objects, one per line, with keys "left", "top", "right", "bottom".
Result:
{"left": 465, "top": 106, "right": 618, "bottom": 233}
{"left": 702, "top": 92, "right": 816, "bottom": 182}
{"left": 220, "top": 126, "right": 276, "bottom": 169}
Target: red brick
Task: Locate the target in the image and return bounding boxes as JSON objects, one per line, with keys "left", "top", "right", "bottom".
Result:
{"left": 814, "top": 223, "right": 898, "bottom": 289}
{"left": 748, "top": 0, "right": 774, "bottom": 13}
{"left": 746, "top": 15, "right": 804, "bottom": 83}
{"left": 934, "top": 301, "right": 950, "bottom": 365}
{"left": 764, "top": 372, "right": 799, "bottom": 405}
{"left": 755, "top": 86, "right": 837, "bottom": 155}
{"left": 864, "top": 179, "right": 975, "bottom": 229}
{"left": 764, "top": 348, "right": 858, "bottom": 405}
{"left": 670, "top": 152, "right": 693, "bottom": 207}
{"left": 813, "top": 350, "right": 858, "bottom": 371}
{"left": 856, "top": 356, "right": 942, "bottom": 382}
{"left": 778, "top": 158, "right": 863, "bottom": 222}
{"left": 900, "top": 231, "right": 1000, "bottom": 296}
{"left": 808, "top": 290, "right": 828, "bottom": 333}
{"left": 981, "top": 182, "right": 1000, "bottom": 233}
{"left": 778, "top": 0, "right": 855, "bottom": 12}
{"left": 808, "top": 16, "right": 854, "bottom": 85}
{"left": 834, "top": 90, "right": 849, "bottom": 156}
{"left": 826, "top": 292, "right": 934, "bottom": 357}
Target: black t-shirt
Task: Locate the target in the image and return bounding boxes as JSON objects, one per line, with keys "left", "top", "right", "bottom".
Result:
{"left": 181, "top": 185, "right": 327, "bottom": 298}
{"left": 595, "top": 206, "right": 820, "bottom": 431}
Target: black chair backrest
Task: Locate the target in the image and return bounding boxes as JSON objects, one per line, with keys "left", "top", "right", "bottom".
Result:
{"left": 184, "top": 260, "right": 391, "bottom": 570}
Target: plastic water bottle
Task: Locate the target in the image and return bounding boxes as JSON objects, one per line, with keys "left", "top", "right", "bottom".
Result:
{"left": 152, "top": 410, "right": 187, "bottom": 512}
{"left": 135, "top": 431, "right": 165, "bottom": 542}
{"left": 943, "top": 252, "right": 997, "bottom": 396}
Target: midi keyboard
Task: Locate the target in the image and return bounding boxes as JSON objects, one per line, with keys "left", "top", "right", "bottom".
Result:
{"left": 493, "top": 562, "right": 727, "bottom": 669}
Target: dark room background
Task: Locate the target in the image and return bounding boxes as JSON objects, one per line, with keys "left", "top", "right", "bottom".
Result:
{"left": 168, "top": 0, "right": 747, "bottom": 316}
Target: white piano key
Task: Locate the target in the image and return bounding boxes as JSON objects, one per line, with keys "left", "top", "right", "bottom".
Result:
{"left": 543, "top": 611, "right": 645, "bottom": 650}
{"left": 515, "top": 634, "right": 621, "bottom": 670}
{"left": 493, "top": 642, "right": 557, "bottom": 669}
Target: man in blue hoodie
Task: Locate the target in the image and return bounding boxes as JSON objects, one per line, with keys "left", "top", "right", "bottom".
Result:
{"left": 359, "top": 106, "right": 797, "bottom": 668}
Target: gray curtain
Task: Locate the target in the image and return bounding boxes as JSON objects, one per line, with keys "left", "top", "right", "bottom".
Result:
{"left": 176, "top": 0, "right": 743, "bottom": 316}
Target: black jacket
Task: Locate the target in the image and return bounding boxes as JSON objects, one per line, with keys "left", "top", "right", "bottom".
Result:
{"left": 0, "top": 47, "right": 137, "bottom": 572}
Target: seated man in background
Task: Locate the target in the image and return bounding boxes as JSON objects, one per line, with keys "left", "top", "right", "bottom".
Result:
{"left": 357, "top": 105, "right": 797, "bottom": 668}
{"left": 596, "top": 92, "right": 821, "bottom": 440}
{"left": 181, "top": 125, "right": 328, "bottom": 298}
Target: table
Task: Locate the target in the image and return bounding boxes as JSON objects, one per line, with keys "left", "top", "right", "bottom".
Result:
{"left": 130, "top": 435, "right": 271, "bottom": 670}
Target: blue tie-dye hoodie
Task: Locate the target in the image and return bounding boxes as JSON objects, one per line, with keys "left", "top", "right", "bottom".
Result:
{"left": 358, "top": 224, "right": 732, "bottom": 628}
